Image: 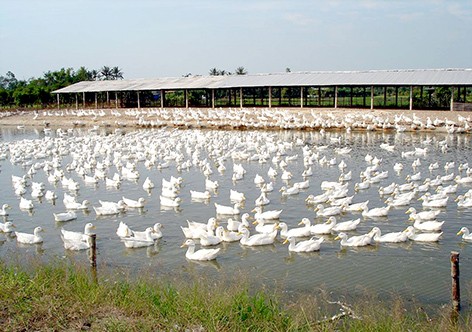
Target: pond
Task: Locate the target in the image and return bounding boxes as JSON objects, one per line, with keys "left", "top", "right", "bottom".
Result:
{"left": 0, "top": 125, "right": 471, "bottom": 309}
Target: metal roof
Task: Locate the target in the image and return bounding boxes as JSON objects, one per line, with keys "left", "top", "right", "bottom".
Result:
{"left": 53, "top": 68, "right": 472, "bottom": 93}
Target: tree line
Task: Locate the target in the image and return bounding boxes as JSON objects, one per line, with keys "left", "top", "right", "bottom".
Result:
{"left": 0, "top": 66, "right": 123, "bottom": 108}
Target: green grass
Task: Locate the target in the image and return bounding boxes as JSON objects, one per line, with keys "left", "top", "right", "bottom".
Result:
{"left": 0, "top": 260, "right": 470, "bottom": 331}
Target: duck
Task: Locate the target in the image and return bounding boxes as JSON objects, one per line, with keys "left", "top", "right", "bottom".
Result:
{"left": 116, "top": 221, "right": 133, "bottom": 238}
{"left": 64, "top": 199, "right": 90, "bottom": 210}
{"left": 457, "top": 227, "right": 472, "bottom": 242}
{"left": 99, "top": 199, "right": 126, "bottom": 211}
{"left": 378, "top": 183, "right": 397, "bottom": 195}
{"left": 19, "top": 197, "right": 34, "bottom": 210}
{"left": 142, "top": 177, "right": 155, "bottom": 190}
{"left": 279, "top": 185, "right": 300, "bottom": 196}
{"left": 335, "top": 231, "right": 373, "bottom": 247}
{"left": 0, "top": 221, "right": 15, "bottom": 233}
{"left": 255, "top": 192, "right": 270, "bottom": 206}
{"left": 122, "top": 228, "right": 155, "bottom": 248}
{"left": 405, "top": 207, "right": 440, "bottom": 221}
{"left": 227, "top": 213, "right": 251, "bottom": 231}
{"left": 369, "top": 226, "right": 409, "bottom": 243}
{"left": 305, "top": 192, "right": 330, "bottom": 204}
{"left": 45, "top": 190, "right": 57, "bottom": 201}
{"left": 315, "top": 204, "right": 343, "bottom": 217}
{"left": 217, "top": 227, "right": 243, "bottom": 242}
{"left": 404, "top": 226, "right": 442, "bottom": 242}
{"left": 252, "top": 206, "right": 283, "bottom": 220}
{"left": 215, "top": 202, "right": 241, "bottom": 215}
{"left": 310, "top": 218, "right": 335, "bottom": 235}
{"left": 278, "top": 218, "right": 312, "bottom": 238}
{"left": 254, "top": 174, "right": 265, "bottom": 185}
{"left": 160, "top": 195, "right": 181, "bottom": 207}
{"left": 253, "top": 220, "right": 279, "bottom": 234}
{"left": 205, "top": 178, "right": 219, "bottom": 190}
{"left": 413, "top": 219, "right": 444, "bottom": 232}
{"left": 229, "top": 189, "right": 246, "bottom": 202}
{"left": 131, "top": 223, "right": 163, "bottom": 240}
{"left": 181, "top": 239, "right": 220, "bottom": 261}
{"left": 0, "top": 204, "right": 11, "bottom": 216}
{"left": 421, "top": 196, "right": 448, "bottom": 208}
{"left": 122, "top": 196, "right": 145, "bottom": 208}
{"left": 181, "top": 218, "right": 218, "bottom": 239}
{"left": 62, "top": 235, "right": 94, "bottom": 251}
{"left": 331, "top": 217, "right": 361, "bottom": 232}
{"left": 343, "top": 200, "right": 369, "bottom": 212}
{"left": 53, "top": 211, "right": 77, "bottom": 222}
{"left": 361, "top": 205, "right": 390, "bottom": 218}
{"left": 94, "top": 205, "right": 121, "bottom": 216}
{"left": 190, "top": 190, "right": 211, "bottom": 200}
{"left": 61, "top": 222, "right": 95, "bottom": 241}
{"left": 15, "top": 226, "right": 44, "bottom": 244}
{"left": 283, "top": 236, "right": 324, "bottom": 252}
{"left": 199, "top": 226, "right": 223, "bottom": 246}
{"left": 239, "top": 227, "right": 278, "bottom": 246}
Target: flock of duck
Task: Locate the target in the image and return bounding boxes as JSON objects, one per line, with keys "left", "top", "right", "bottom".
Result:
{"left": 0, "top": 114, "right": 472, "bottom": 264}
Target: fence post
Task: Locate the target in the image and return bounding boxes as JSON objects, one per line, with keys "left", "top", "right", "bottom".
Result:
{"left": 451, "top": 251, "right": 460, "bottom": 312}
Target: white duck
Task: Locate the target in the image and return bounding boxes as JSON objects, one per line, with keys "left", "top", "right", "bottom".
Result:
{"left": 331, "top": 217, "right": 361, "bottom": 232}
{"left": 132, "top": 223, "right": 163, "bottom": 240}
{"left": 369, "top": 226, "right": 409, "bottom": 243}
{"left": 229, "top": 189, "right": 246, "bottom": 202}
{"left": 239, "top": 227, "right": 277, "bottom": 246}
{"left": 19, "top": 197, "right": 34, "bottom": 210}
{"left": 122, "top": 196, "right": 145, "bottom": 208}
{"left": 413, "top": 219, "right": 444, "bottom": 232}
{"left": 53, "top": 211, "right": 77, "bottom": 222}
{"left": 361, "top": 205, "right": 390, "bottom": 218}
{"left": 335, "top": 232, "right": 373, "bottom": 247}
{"left": 122, "top": 228, "right": 155, "bottom": 248}
{"left": 284, "top": 236, "right": 324, "bottom": 252}
{"left": 457, "top": 227, "right": 472, "bottom": 242}
{"left": 227, "top": 213, "right": 251, "bottom": 231}
{"left": 0, "top": 221, "right": 15, "bottom": 233}
{"left": 181, "top": 218, "right": 218, "bottom": 239}
{"left": 116, "top": 221, "right": 133, "bottom": 238}
{"left": 278, "top": 218, "right": 312, "bottom": 238}
{"left": 99, "top": 199, "right": 126, "bottom": 211}
{"left": 62, "top": 235, "right": 94, "bottom": 251}
{"left": 0, "top": 204, "right": 11, "bottom": 216}
{"left": 142, "top": 177, "right": 155, "bottom": 190}
{"left": 406, "top": 207, "right": 440, "bottom": 221}
{"left": 421, "top": 196, "right": 448, "bottom": 208}
{"left": 315, "top": 204, "right": 343, "bottom": 217}
{"left": 181, "top": 239, "right": 220, "bottom": 261}
{"left": 64, "top": 199, "right": 90, "bottom": 210}
{"left": 279, "top": 185, "right": 300, "bottom": 196}
{"left": 252, "top": 206, "right": 283, "bottom": 220}
{"left": 15, "top": 226, "right": 44, "bottom": 244}
{"left": 61, "top": 223, "right": 95, "bottom": 241}
{"left": 217, "top": 227, "right": 243, "bottom": 242}
{"left": 160, "top": 195, "right": 181, "bottom": 207}
{"left": 253, "top": 220, "right": 279, "bottom": 234}
{"left": 404, "top": 226, "right": 442, "bottom": 242}
{"left": 255, "top": 192, "right": 270, "bottom": 206}
{"left": 310, "top": 219, "right": 335, "bottom": 235}
{"left": 190, "top": 190, "right": 211, "bottom": 200}
{"left": 94, "top": 205, "right": 120, "bottom": 216}
{"left": 215, "top": 202, "right": 241, "bottom": 215}
{"left": 199, "top": 226, "right": 223, "bottom": 246}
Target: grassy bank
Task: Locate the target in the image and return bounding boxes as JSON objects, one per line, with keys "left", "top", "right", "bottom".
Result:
{"left": 0, "top": 261, "right": 470, "bottom": 331}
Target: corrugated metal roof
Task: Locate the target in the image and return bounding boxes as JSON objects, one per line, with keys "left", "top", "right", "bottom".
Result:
{"left": 53, "top": 68, "right": 472, "bottom": 93}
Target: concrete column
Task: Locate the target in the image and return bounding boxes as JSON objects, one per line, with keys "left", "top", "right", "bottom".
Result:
{"left": 160, "top": 90, "right": 164, "bottom": 108}
{"left": 95, "top": 93, "right": 98, "bottom": 109}
{"left": 137, "top": 91, "right": 140, "bottom": 109}
{"left": 115, "top": 92, "right": 118, "bottom": 108}
{"left": 57, "top": 94, "right": 60, "bottom": 110}
{"left": 83, "top": 92, "right": 85, "bottom": 108}
{"left": 450, "top": 86, "right": 455, "bottom": 111}
{"left": 268, "top": 87, "right": 272, "bottom": 108}
{"left": 383, "top": 86, "right": 387, "bottom": 106}
{"left": 75, "top": 94, "right": 78, "bottom": 110}
{"left": 185, "top": 89, "right": 188, "bottom": 108}
{"left": 240, "top": 87, "right": 243, "bottom": 108}
{"left": 334, "top": 86, "right": 338, "bottom": 109}
{"left": 409, "top": 86, "right": 413, "bottom": 111}
{"left": 106, "top": 91, "right": 110, "bottom": 107}
{"left": 318, "top": 87, "right": 321, "bottom": 106}
{"left": 300, "top": 87, "right": 304, "bottom": 108}
{"left": 371, "top": 86, "right": 374, "bottom": 110}
{"left": 211, "top": 90, "right": 215, "bottom": 109}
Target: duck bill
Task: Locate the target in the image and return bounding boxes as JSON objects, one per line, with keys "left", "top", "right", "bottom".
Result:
{"left": 283, "top": 238, "right": 289, "bottom": 244}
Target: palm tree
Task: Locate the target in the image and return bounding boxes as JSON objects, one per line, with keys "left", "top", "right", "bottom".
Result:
{"left": 235, "top": 67, "right": 247, "bottom": 75}
{"left": 209, "top": 68, "right": 219, "bottom": 76}
{"left": 111, "top": 66, "right": 124, "bottom": 80}
{"left": 100, "top": 66, "right": 112, "bottom": 80}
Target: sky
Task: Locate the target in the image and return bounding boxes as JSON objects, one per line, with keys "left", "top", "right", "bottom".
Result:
{"left": 1, "top": 0, "right": 471, "bottom": 80}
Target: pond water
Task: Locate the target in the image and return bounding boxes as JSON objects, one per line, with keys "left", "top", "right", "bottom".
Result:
{"left": 0, "top": 126, "right": 471, "bottom": 308}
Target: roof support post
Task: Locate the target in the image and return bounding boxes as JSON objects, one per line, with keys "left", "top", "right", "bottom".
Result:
{"left": 137, "top": 91, "right": 140, "bottom": 109}
{"left": 450, "top": 86, "right": 455, "bottom": 111}
{"left": 75, "top": 94, "right": 78, "bottom": 110}
{"left": 95, "top": 93, "right": 98, "bottom": 109}
{"left": 211, "top": 89, "right": 215, "bottom": 109}
{"left": 106, "top": 91, "right": 110, "bottom": 107}
{"left": 371, "top": 86, "right": 374, "bottom": 110}
{"left": 383, "top": 86, "right": 387, "bottom": 107}
{"left": 83, "top": 92, "right": 85, "bottom": 108}
{"left": 350, "top": 86, "right": 353, "bottom": 107}
{"left": 363, "top": 87, "right": 366, "bottom": 107}
{"left": 185, "top": 89, "right": 188, "bottom": 108}
{"left": 409, "top": 86, "right": 413, "bottom": 111}
{"left": 318, "top": 87, "right": 321, "bottom": 107}
{"left": 268, "top": 87, "right": 272, "bottom": 108}
{"left": 240, "top": 87, "right": 243, "bottom": 108}
{"left": 57, "top": 94, "right": 60, "bottom": 110}
{"left": 300, "top": 87, "right": 304, "bottom": 108}
{"left": 395, "top": 86, "right": 399, "bottom": 107}
{"left": 160, "top": 90, "right": 164, "bottom": 108}
{"left": 115, "top": 92, "right": 118, "bottom": 108}
{"left": 334, "top": 86, "right": 338, "bottom": 109}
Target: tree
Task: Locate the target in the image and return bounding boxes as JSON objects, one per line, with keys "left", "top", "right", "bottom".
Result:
{"left": 209, "top": 68, "right": 219, "bottom": 76}
{"left": 111, "top": 66, "right": 124, "bottom": 80}
{"left": 100, "top": 66, "right": 112, "bottom": 80}
{"left": 235, "top": 67, "right": 247, "bottom": 75}
{"left": 286, "top": 67, "right": 291, "bottom": 73}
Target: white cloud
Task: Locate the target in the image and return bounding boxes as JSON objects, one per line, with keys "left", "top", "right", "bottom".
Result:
{"left": 283, "top": 13, "right": 315, "bottom": 27}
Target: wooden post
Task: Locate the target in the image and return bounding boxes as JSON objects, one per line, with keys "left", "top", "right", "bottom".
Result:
{"left": 95, "top": 93, "right": 98, "bottom": 109}
{"left": 83, "top": 92, "right": 86, "bottom": 108}
{"left": 211, "top": 90, "right": 215, "bottom": 109}
{"left": 185, "top": 89, "right": 188, "bottom": 108}
{"left": 318, "top": 87, "right": 321, "bottom": 107}
{"left": 89, "top": 234, "right": 97, "bottom": 268}
{"left": 137, "top": 91, "right": 140, "bottom": 109}
{"left": 56, "top": 94, "right": 60, "bottom": 110}
{"left": 75, "top": 94, "right": 78, "bottom": 110}
{"left": 451, "top": 251, "right": 460, "bottom": 312}
{"left": 106, "top": 91, "right": 110, "bottom": 108}
{"left": 240, "top": 87, "right": 243, "bottom": 108}
{"left": 300, "top": 87, "right": 304, "bottom": 108}
{"left": 409, "top": 86, "right": 413, "bottom": 111}
{"left": 450, "top": 86, "right": 455, "bottom": 111}
{"left": 334, "top": 86, "right": 338, "bottom": 109}
{"left": 370, "top": 86, "right": 374, "bottom": 110}
{"left": 115, "top": 92, "right": 118, "bottom": 108}
{"left": 268, "top": 87, "right": 272, "bottom": 108}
